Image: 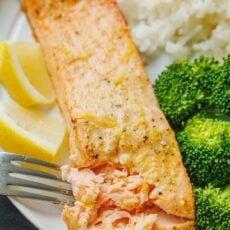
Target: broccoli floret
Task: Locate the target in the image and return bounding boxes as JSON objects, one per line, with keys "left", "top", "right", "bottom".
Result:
{"left": 215, "top": 56, "right": 230, "bottom": 113}
{"left": 194, "top": 185, "right": 230, "bottom": 230}
{"left": 177, "top": 113, "right": 230, "bottom": 187}
{"left": 199, "top": 56, "right": 230, "bottom": 114}
{"left": 154, "top": 56, "right": 229, "bottom": 127}
{"left": 154, "top": 60, "right": 204, "bottom": 127}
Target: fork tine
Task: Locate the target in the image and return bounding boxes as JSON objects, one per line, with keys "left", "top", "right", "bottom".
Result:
{"left": 7, "top": 176, "right": 73, "bottom": 196}
{"left": 0, "top": 152, "right": 63, "bottom": 180}
{"left": 2, "top": 189, "right": 75, "bottom": 205}
{"left": 5, "top": 164, "right": 62, "bottom": 181}
{"left": 0, "top": 152, "right": 59, "bottom": 169}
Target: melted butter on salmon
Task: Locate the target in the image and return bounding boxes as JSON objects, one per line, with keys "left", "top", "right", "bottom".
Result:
{"left": 76, "top": 113, "right": 118, "bottom": 128}
{"left": 22, "top": 0, "right": 195, "bottom": 229}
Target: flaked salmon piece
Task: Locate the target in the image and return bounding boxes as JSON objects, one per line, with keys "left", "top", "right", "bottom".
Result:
{"left": 62, "top": 166, "right": 194, "bottom": 229}
{"left": 22, "top": 0, "right": 195, "bottom": 229}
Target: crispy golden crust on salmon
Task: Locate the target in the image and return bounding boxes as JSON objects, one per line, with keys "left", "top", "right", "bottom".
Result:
{"left": 22, "top": 0, "right": 195, "bottom": 228}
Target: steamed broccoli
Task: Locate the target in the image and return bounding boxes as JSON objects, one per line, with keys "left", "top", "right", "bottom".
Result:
{"left": 154, "top": 56, "right": 229, "bottom": 127}
{"left": 194, "top": 185, "right": 230, "bottom": 230}
{"left": 177, "top": 113, "right": 230, "bottom": 187}
{"left": 155, "top": 55, "right": 230, "bottom": 228}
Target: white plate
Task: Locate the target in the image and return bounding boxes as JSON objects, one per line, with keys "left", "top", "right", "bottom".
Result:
{"left": 0, "top": 1, "right": 171, "bottom": 229}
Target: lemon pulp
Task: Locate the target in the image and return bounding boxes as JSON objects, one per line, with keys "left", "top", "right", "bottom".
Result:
{"left": 0, "top": 98, "right": 66, "bottom": 163}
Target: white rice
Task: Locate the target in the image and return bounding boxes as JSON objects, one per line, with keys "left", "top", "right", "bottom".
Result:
{"left": 117, "top": 0, "right": 230, "bottom": 59}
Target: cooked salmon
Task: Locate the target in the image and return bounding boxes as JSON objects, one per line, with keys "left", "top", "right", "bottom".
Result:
{"left": 22, "top": 0, "right": 195, "bottom": 229}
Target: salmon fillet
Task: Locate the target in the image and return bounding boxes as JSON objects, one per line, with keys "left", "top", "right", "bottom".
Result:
{"left": 22, "top": 0, "right": 195, "bottom": 229}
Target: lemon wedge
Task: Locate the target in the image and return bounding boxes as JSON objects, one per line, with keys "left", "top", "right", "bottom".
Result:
{"left": 0, "top": 99, "right": 66, "bottom": 163}
{"left": 0, "top": 41, "right": 55, "bottom": 107}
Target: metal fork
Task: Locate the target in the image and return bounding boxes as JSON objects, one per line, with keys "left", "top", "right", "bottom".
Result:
{"left": 0, "top": 152, "right": 75, "bottom": 205}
